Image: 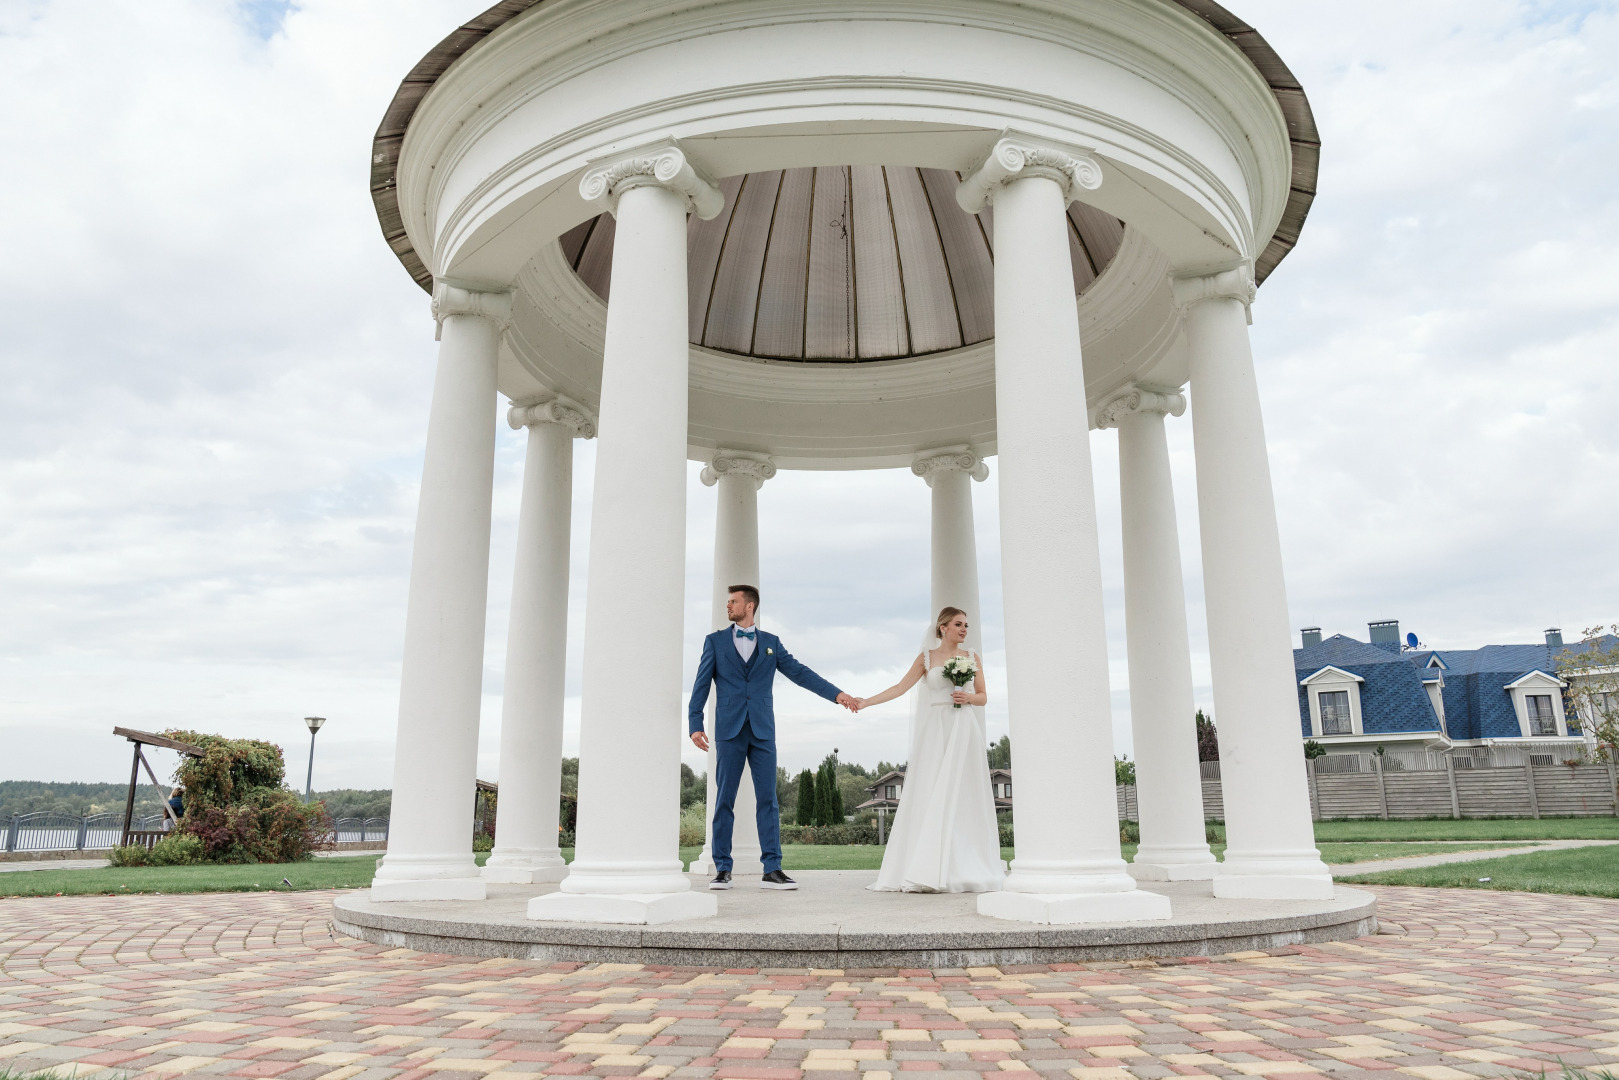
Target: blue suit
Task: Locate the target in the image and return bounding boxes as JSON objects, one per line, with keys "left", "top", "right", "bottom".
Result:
{"left": 689, "top": 626, "right": 842, "bottom": 873}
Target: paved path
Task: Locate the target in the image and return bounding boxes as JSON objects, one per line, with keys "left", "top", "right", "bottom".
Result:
{"left": 4, "top": 887, "right": 1619, "bottom": 1079}
{"left": 1332, "top": 837, "right": 1619, "bottom": 876}
{"left": 0, "top": 858, "right": 112, "bottom": 873}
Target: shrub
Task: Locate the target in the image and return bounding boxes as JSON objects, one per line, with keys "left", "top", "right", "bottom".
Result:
{"left": 678, "top": 803, "right": 706, "bottom": 847}
{"left": 160, "top": 729, "right": 329, "bottom": 864}
{"left": 1119, "top": 819, "right": 1141, "bottom": 844}
{"left": 997, "top": 820, "right": 1014, "bottom": 847}
{"left": 472, "top": 832, "right": 494, "bottom": 852}
{"left": 108, "top": 833, "right": 205, "bottom": 867}
{"left": 780, "top": 821, "right": 879, "bottom": 845}
{"left": 1205, "top": 821, "right": 1224, "bottom": 843}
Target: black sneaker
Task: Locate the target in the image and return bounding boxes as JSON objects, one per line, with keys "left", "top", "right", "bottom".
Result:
{"left": 760, "top": 870, "right": 798, "bottom": 890}
{"left": 708, "top": 871, "right": 733, "bottom": 890}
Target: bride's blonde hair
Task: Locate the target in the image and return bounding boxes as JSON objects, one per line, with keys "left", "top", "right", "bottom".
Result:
{"left": 933, "top": 606, "right": 968, "bottom": 643}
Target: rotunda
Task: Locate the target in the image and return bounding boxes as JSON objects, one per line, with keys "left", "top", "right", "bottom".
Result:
{"left": 367, "top": 0, "right": 1332, "bottom": 926}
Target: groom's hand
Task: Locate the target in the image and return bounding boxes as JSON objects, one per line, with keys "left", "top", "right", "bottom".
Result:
{"left": 690, "top": 731, "right": 710, "bottom": 751}
{"left": 836, "top": 692, "right": 858, "bottom": 711}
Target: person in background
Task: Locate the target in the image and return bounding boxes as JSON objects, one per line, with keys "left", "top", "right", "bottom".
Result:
{"left": 165, "top": 786, "right": 185, "bottom": 830}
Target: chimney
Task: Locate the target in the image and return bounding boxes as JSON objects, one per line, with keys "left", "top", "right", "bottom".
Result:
{"left": 1301, "top": 627, "right": 1322, "bottom": 648}
{"left": 1368, "top": 619, "right": 1401, "bottom": 651}
{"left": 1545, "top": 628, "right": 1563, "bottom": 648}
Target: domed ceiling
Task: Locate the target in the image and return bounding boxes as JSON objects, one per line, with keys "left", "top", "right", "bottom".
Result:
{"left": 557, "top": 165, "right": 1125, "bottom": 363}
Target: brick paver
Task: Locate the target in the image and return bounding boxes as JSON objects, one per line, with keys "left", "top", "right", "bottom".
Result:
{"left": 2, "top": 887, "right": 1617, "bottom": 1078}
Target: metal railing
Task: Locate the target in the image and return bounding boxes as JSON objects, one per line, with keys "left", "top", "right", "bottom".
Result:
{"left": 330, "top": 817, "right": 390, "bottom": 843}
{"left": 3, "top": 811, "right": 164, "bottom": 853}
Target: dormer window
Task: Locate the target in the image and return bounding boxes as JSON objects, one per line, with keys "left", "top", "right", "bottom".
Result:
{"left": 1526, "top": 695, "right": 1557, "bottom": 736}
{"left": 1504, "top": 671, "right": 1568, "bottom": 738}
{"left": 1318, "top": 691, "right": 1353, "bottom": 735}
{"left": 1300, "top": 666, "right": 1366, "bottom": 737}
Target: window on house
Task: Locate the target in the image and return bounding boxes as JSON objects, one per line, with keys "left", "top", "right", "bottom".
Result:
{"left": 1318, "top": 690, "right": 1353, "bottom": 735}
{"left": 1601, "top": 692, "right": 1618, "bottom": 718}
{"left": 1003, "top": 782, "right": 1012, "bottom": 797}
{"left": 884, "top": 785, "right": 897, "bottom": 800}
{"left": 1526, "top": 694, "right": 1557, "bottom": 735}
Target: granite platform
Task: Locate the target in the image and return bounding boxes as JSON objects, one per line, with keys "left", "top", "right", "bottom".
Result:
{"left": 332, "top": 870, "right": 1376, "bottom": 967}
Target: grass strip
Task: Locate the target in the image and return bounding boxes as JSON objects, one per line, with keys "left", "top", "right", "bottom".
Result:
{"left": 3, "top": 841, "right": 1530, "bottom": 896}
{"left": 1339, "top": 843, "right": 1619, "bottom": 898}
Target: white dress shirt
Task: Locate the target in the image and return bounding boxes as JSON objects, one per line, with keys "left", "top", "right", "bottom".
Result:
{"left": 732, "top": 623, "right": 758, "bottom": 662}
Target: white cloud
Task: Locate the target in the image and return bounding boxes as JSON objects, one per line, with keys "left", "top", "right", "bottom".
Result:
{"left": 1, "top": 0, "right": 1614, "bottom": 795}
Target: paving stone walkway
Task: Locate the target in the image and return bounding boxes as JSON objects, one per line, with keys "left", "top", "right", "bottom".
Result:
{"left": 2, "top": 887, "right": 1618, "bottom": 1080}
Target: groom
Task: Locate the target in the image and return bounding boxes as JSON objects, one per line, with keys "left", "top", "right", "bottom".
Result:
{"left": 689, "top": 584, "right": 857, "bottom": 891}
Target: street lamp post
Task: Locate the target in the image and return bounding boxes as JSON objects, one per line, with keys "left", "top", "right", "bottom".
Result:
{"left": 304, "top": 716, "right": 327, "bottom": 803}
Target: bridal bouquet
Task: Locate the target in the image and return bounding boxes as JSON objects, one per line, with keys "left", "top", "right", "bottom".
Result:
{"left": 941, "top": 655, "right": 977, "bottom": 708}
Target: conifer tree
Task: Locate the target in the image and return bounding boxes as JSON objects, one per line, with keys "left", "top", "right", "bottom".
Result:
{"left": 794, "top": 768, "right": 816, "bottom": 825}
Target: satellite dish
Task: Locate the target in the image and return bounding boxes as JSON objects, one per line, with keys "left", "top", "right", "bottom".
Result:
{"left": 1406, "top": 632, "right": 1419, "bottom": 648}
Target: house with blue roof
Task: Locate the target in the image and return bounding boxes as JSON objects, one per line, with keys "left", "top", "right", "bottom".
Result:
{"left": 1293, "top": 621, "right": 1614, "bottom": 763}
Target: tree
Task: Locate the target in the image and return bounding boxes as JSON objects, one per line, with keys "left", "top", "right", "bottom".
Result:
{"left": 987, "top": 735, "right": 1011, "bottom": 769}
{"left": 1557, "top": 625, "right": 1619, "bottom": 761}
{"left": 1114, "top": 755, "right": 1136, "bottom": 786}
{"left": 794, "top": 768, "right": 816, "bottom": 825}
{"left": 817, "top": 762, "right": 844, "bottom": 825}
{"left": 1195, "top": 710, "right": 1219, "bottom": 762}
{"left": 1303, "top": 740, "right": 1326, "bottom": 759}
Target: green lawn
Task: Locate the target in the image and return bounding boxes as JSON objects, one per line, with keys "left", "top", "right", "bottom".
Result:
{"left": 1312, "top": 818, "right": 1619, "bottom": 842}
{"left": 1339, "top": 843, "right": 1619, "bottom": 899}
{"left": 3, "top": 841, "right": 1533, "bottom": 897}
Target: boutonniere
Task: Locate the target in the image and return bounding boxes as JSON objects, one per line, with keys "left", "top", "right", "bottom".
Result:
{"left": 766, "top": 647, "right": 774, "bottom": 655}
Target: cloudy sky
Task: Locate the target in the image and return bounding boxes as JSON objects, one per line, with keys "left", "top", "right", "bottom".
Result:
{"left": 1, "top": 0, "right": 1615, "bottom": 795}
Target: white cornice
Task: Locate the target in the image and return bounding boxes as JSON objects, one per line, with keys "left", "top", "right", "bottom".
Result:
{"left": 397, "top": 0, "right": 1284, "bottom": 282}
{"left": 1300, "top": 666, "right": 1366, "bottom": 686}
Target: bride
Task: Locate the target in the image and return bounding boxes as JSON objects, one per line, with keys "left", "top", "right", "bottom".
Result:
{"left": 854, "top": 608, "right": 1005, "bottom": 893}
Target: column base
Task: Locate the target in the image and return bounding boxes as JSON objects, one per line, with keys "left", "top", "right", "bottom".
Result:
{"left": 1129, "top": 861, "right": 1218, "bottom": 882}
{"left": 1215, "top": 852, "right": 1336, "bottom": 899}
{"left": 371, "top": 853, "right": 487, "bottom": 902}
{"left": 1129, "top": 845, "right": 1219, "bottom": 881}
{"left": 527, "top": 890, "right": 718, "bottom": 925}
{"left": 370, "top": 877, "right": 488, "bottom": 902}
{"left": 978, "top": 888, "right": 1173, "bottom": 925}
{"left": 481, "top": 853, "right": 569, "bottom": 884}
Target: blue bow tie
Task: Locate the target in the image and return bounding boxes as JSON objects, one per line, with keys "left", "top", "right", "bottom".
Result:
{"left": 735, "top": 628, "right": 756, "bottom": 640}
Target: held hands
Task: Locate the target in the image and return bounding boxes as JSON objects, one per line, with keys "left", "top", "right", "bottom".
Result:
{"left": 835, "top": 692, "right": 859, "bottom": 712}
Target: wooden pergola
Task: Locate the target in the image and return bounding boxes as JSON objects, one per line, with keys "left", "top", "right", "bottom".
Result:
{"left": 113, "top": 726, "right": 204, "bottom": 848}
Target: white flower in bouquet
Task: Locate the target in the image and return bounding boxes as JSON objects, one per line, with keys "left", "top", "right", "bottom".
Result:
{"left": 941, "top": 655, "right": 977, "bottom": 708}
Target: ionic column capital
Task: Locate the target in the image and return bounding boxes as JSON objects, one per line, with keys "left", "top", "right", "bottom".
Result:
{"left": 579, "top": 142, "right": 724, "bottom": 220}
{"left": 432, "top": 281, "right": 514, "bottom": 340}
{"left": 1170, "top": 264, "right": 1256, "bottom": 323}
{"left": 700, "top": 450, "right": 776, "bottom": 490}
{"left": 956, "top": 133, "right": 1104, "bottom": 214}
{"left": 508, "top": 395, "right": 597, "bottom": 440}
{"left": 911, "top": 446, "right": 990, "bottom": 487}
{"left": 1096, "top": 386, "right": 1187, "bottom": 430}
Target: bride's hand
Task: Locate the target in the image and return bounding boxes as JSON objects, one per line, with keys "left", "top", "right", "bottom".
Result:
{"left": 851, "top": 697, "right": 866, "bottom": 712}
{"left": 951, "top": 689, "right": 971, "bottom": 704}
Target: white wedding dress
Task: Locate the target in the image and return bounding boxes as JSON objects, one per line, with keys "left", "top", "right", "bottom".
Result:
{"left": 869, "top": 648, "right": 1005, "bottom": 893}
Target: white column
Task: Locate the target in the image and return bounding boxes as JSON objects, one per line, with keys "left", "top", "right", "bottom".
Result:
{"left": 529, "top": 144, "right": 723, "bottom": 925}
{"left": 482, "top": 397, "right": 595, "bottom": 884}
{"left": 690, "top": 451, "right": 775, "bottom": 877}
{"left": 1174, "top": 267, "right": 1333, "bottom": 899}
{"left": 372, "top": 282, "right": 511, "bottom": 902}
{"left": 957, "top": 136, "right": 1170, "bottom": 924}
{"left": 912, "top": 447, "right": 988, "bottom": 652}
{"left": 1099, "top": 387, "right": 1216, "bottom": 881}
